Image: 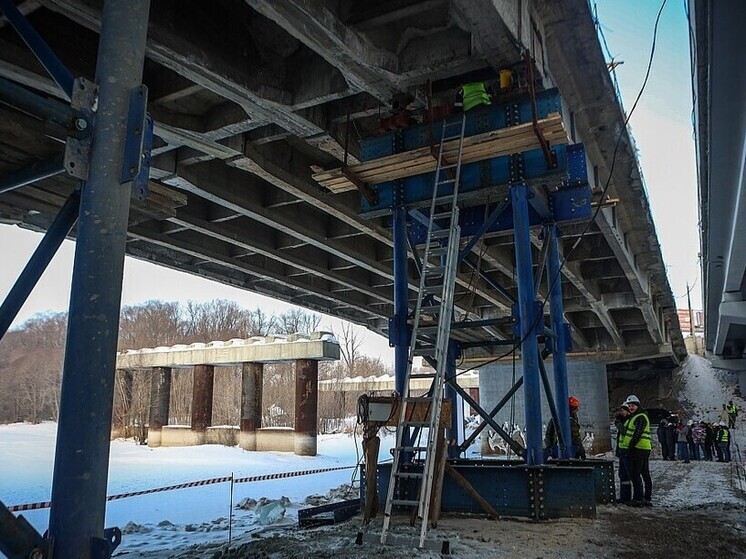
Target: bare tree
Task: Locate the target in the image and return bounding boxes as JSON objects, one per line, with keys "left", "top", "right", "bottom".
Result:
{"left": 336, "top": 322, "right": 363, "bottom": 377}
{"left": 277, "top": 309, "right": 321, "bottom": 335}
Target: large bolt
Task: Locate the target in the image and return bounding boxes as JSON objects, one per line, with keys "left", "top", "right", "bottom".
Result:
{"left": 29, "top": 549, "right": 44, "bottom": 559}
{"left": 75, "top": 118, "right": 88, "bottom": 131}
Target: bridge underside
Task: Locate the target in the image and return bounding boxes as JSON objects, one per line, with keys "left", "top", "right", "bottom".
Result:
{"left": 691, "top": 0, "right": 746, "bottom": 370}
{"left": 0, "top": 0, "right": 684, "bottom": 366}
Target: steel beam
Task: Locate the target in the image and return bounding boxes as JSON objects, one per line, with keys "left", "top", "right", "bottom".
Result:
{"left": 0, "top": 0, "right": 73, "bottom": 98}
{"left": 511, "top": 183, "right": 543, "bottom": 465}
{"left": 0, "top": 153, "right": 65, "bottom": 194}
{"left": 0, "top": 190, "right": 79, "bottom": 339}
{"left": 48, "top": 1, "right": 150, "bottom": 557}
{"left": 392, "top": 206, "right": 409, "bottom": 396}
{"left": 547, "top": 224, "right": 572, "bottom": 458}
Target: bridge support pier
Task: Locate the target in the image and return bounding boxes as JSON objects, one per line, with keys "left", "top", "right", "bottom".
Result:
{"left": 191, "top": 364, "right": 215, "bottom": 443}
{"left": 148, "top": 367, "right": 172, "bottom": 447}
{"left": 295, "top": 358, "right": 318, "bottom": 456}
{"left": 478, "top": 359, "right": 611, "bottom": 455}
{"left": 239, "top": 362, "right": 263, "bottom": 450}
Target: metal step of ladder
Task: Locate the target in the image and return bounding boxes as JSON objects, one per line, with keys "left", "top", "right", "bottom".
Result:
{"left": 379, "top": 114, "right": 466, "bottom": 549}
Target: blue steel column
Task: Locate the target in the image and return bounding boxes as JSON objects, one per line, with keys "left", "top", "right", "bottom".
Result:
{"left": 48, "top": 1, "right": 150, "bottom": 557}
{"left": 511, "top": 183, "right": 543, "bottom": 465}
{"left": 392, "top": 206, "right": 409, "bottom": 395}
{"left": 546, "top": 224, "right": 572, "bottom": 458}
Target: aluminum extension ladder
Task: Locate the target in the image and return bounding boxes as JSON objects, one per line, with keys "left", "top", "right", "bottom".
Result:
{"left": 380, "top": 114, "right": 466, "bottom": 548}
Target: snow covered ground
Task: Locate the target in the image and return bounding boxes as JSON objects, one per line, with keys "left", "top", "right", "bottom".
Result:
{"left": 678, "top": 354, "right": 746, "bottom": 425}
{"left": 0, "top": 423, "right": 392, "bottom": 555}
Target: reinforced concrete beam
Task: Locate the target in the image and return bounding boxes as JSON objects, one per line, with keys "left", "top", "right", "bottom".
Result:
{"left": 117, "top": 333, "right": 340, "bottom": 369}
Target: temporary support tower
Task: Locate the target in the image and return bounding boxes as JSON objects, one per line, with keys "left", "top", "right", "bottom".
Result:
{"left": 0, "top": 1, "right": 152, "bottom": 557}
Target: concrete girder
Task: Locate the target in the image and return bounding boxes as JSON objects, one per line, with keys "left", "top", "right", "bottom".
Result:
{"left": 39, "top": 0, "right": 355, "bottom": 163}
{"left": 594, "top": 207, "right": 663, "bottom": 346}
{"left": 246, "top": 0, "right": 399, "bottom": 101}
{"left": 535, "top": 0, "right": 682, "bottom": 360}
{"left": 127, "top": 224, "right": 385, "bottom": 320}
{"left": 450, "top": 0, "right": 526, "bottom": 72}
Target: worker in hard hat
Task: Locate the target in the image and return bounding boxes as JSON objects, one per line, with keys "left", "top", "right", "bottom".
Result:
{"left": 617, "top": 395, "right": 652, "bottom": 506}
{"left": 543, "top": 395, "right": 586, "bottom": 460}
{"left": 457, "top": 82, "right": 492, "bottom": 112}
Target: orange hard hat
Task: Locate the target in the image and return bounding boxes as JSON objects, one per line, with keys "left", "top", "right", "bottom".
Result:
{"left": 569, "top": 396, "right": 580, "bottom": 409}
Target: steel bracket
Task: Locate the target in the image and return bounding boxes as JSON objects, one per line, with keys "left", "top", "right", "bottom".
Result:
{"left": 89, "top": 527, "right": 121, "bottom": 559}
{"left": 64, "top": 77, "right": 97, "bottom": 180}
{"left": 0, "top": 500, "right": 50, "bottom": 559}
{"left": 130, "top": 114, "right": 153, "bottom": 200}
{"left": 120, "top": 85, "right": 149, "bottom": 185}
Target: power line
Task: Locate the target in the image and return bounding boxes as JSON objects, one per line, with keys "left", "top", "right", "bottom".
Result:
{"left": 445, "top": 0, "right": 669, "bottom": 382}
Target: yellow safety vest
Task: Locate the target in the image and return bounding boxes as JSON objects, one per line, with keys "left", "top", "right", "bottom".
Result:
{"left": 618, "top": 412, "right": 651, "bottom": 450}
{"left": 727, "top": 404, "right": 737, "bottom": 415}
{"left": 462, "top": 82, "right": 491, "bottom": 112}
{"left": 717, "top": 428, "right": 730, "bottom": 443}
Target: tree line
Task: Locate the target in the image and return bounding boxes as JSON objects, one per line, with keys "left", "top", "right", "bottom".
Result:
{"left": 0, "top": 299, "right": 392, "bottom": 436}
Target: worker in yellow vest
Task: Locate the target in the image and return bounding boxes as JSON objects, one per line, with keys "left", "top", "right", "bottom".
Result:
{"left": 618, "top": 395, "right": 652, "bottom": 506}
{"left": 459, "top": 82, "right": 492, "bottom": 112}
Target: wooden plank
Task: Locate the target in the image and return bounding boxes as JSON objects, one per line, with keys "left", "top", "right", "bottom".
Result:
{"left": 429, "top": 427, "right": 448, "bottom": 528}
{"left": 313, "top": 114, "right": 570, "bottom": 193}
{"left": 363, "top": 435, "right": 380, "bottom": 524}
{"left": 444, "top": 463, "right": 500, "bottom": 519}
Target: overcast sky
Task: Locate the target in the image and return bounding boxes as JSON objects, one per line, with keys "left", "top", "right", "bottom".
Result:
{"left": 0, "top": 0, "right": 699, "bottom": 364}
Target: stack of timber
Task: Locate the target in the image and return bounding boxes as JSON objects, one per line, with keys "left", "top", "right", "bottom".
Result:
{"left": 312, "top": 112, "right": 569, "bottom": 194}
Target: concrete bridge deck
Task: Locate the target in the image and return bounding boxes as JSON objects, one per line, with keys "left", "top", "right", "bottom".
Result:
{"left": 0, "top": 0, "right": 685, "bottom": 367}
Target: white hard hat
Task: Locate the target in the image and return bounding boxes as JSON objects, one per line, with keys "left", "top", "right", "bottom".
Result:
{"left": 687, "top": 420, "right": 694, "bottom": 426}
{"left": 624, "top": 395, "right": 641, "bottom": 405}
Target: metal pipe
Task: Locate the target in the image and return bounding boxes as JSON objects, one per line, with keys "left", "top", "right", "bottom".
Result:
{"left": 0, "top": 189, "right": 79, "bottom": 340}
{"left": 0, "top": 76, "right": 77, "bottom": 129}
{"left": 546, "top": 224, "right": 572, "bottom": 458}
{"left": 48, "top": 2, "right": 150, "bottom": 556}
{"left": 457, "top": 199, "right": 510, "bottom": 263}
{"left": 0, "top": 153, "right": 65, "bottom": 194}
{"left": 510, "top": 183, "right": 543, "bottom": 465}
{"left": 392, "top": 206, "right": 409, "bottom": 396}
{"left": 537, "top": 353, "right": 565, "bottom": 451}
{"left": 458, "top": 375, "right": 524, "bottom": 453}
{"left": 0, "top": 0, "right": 74, "bottom": 99}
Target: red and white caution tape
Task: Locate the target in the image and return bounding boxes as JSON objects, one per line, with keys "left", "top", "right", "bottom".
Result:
{"left": 6, "top": 464, "right": 356, "bottom": 513}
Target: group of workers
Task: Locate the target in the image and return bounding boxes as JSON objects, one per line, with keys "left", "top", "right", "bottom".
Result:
{"left": 656, "top": 416, "right": 733, "bottom": 463}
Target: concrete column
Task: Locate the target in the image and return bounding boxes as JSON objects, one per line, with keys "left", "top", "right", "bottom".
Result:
{"left": 191, "top": 364, "right": 215, "bottom": 433}
{"left": 239, "top": 362, "right": 263, "bottom": 450}
{"left": 116, "top": 369, "right": 133, "bottom": 436}
{"left": 148, "top": 367, "right": 171, "bottom": 447}
{"left": 294, "top": 359, "right": 318, "bottom": 456}
{"left": 478, "top": 359, "right": 611, "bottom": 455}
{"left": 468, "top": 387, "right": 480, "bottom": 415}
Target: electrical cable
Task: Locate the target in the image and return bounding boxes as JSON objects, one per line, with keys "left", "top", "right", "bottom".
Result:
{"left": 442, "top": 0, "right": 669, "bottom": 384}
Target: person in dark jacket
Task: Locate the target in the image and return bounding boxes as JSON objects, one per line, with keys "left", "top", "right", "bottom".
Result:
{"left": 657, "top": 419, "right": 669, "bottom": 460}
{"left": 544, "top": 396, "right": 586, "bottom": 460}
{"left": 686, "top": 420, "right": 697, "bottom": 459}
{"left": 705, "top": 422, "right": 716, "bottom": 461}
{"left": 665, "top": 416, "right": 678, "bottom": 460}
{"left": 615, "top": 403, "right": 632, "bottom": 503}
{"left": 716, "top": 422, "right": 731, "bottom": 462}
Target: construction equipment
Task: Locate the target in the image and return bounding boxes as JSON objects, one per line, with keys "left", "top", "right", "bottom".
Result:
{"left": 379, "top": 114, "right": 466, "bottom": 548}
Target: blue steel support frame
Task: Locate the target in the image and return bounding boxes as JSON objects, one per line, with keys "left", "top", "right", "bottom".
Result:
{"left": 392, "top": 206, "right": 409, "bottom": 396}
{"left": 47, "top": 1, "right": 151, "bottom": 557}
{"left": 0, "top": 0, "right": 74, "bottom": 99}
{"left": 0, "top": 190, "right": 80, "bottom": 339}
{"left": 511, "top": 183, "right": 544, "bottom": 465}
{"left": 546, "top": 224, "right": 573, "bottom": 458}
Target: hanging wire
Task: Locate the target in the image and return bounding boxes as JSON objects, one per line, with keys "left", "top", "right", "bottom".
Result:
{"left": 443, "top": 0, "right": 669, "bottom": 385}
